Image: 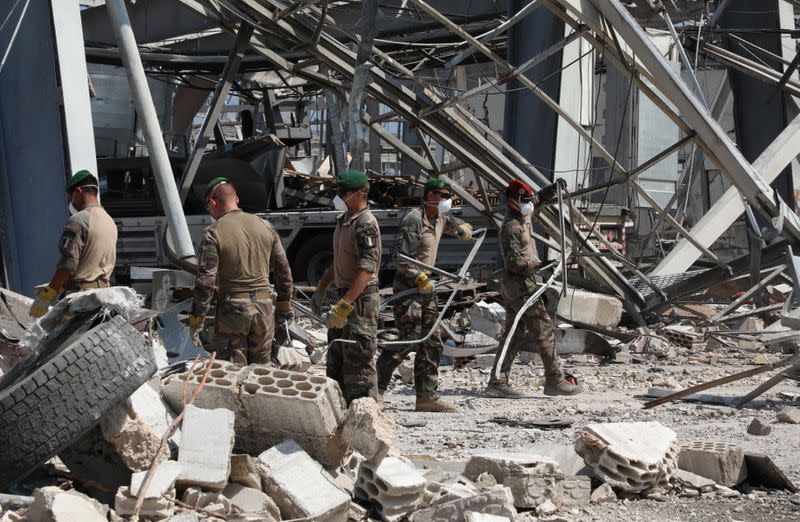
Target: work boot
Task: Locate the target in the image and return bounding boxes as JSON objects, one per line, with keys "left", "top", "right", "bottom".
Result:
{"left": 415, "top": 393, "right": 457, "bottom": 413}
{"left": 543, "top": 375, "right": 583, "bottom": 396}
{"left": 484, "top": 381, "right": 527, "bottom": 399}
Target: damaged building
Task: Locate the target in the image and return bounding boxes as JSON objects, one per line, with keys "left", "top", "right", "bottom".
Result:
{"left": 1, "top": 0, "right": 800, "bottom": 520}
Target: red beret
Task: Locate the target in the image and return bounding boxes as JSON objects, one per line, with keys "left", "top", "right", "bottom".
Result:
{"left": 507, "top": 179, "right": 533, "bottom": 197}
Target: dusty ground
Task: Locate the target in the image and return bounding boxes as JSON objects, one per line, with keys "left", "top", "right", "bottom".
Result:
{"left": 378, "top": 353, "right": 800, "bottom": 521}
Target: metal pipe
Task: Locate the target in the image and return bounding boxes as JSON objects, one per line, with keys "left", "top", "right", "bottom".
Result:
{"left": 105, "top": 0, "right": 195, "bottom": 259}
{"left": 378, "top": 228, "right": 487, "bottom": 348}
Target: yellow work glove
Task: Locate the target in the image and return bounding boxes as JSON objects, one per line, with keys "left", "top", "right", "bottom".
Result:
{"left": 326, "top": 299, "right": 354, "bottom": 329}
{"left": 310, "top": 281, "right": 330, "bottom": 316}
{"left": 275, "top": 299, "right": 295, "bottom": 323}
{"left": 415, "top": 272, "right": 434, "bottom": 295}
{"left": 456, "top": 223, "right": 473, "bottom": 240}
{"left": 187, "top": 314, "right": 205, "bottom": 347}
{"left": 30, "top": 286, "right": 61, "bottom": 318}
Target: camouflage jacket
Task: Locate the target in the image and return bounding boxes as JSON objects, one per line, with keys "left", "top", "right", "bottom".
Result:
{"left": 393, "top": 207, "right": 463, "bottom": 291}
{"left": 500, "top": 210, "right": 541, "bottom": 279}
{"left": 192, "top": 209, "right": 293, "bottom": 316}
{"left": 332, "top": 207, "right": 382, "bottom": 289}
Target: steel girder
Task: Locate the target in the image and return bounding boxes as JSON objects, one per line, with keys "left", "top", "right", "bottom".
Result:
{"left": 177, "top": 0, "right": 645, "bottom": 305}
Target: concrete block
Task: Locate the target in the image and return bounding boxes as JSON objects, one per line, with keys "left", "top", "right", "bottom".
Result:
{"left": 131, "top": 461, "right": 182, "bottom": 499}
{"left": 330, "top": 452, "right": 365, "bottom": 496}
{"left": 177, "top": 405, "right": 235, "bottom": 490}
{"left": 274, "top": 343, "right": 311, "bottom": 371}
{"left": 678, "top": 441, "right": 747, "bottom": 487}
{"left": 342, "top": 397, "right": 396, "bottom": 464}
{"left": 28, "top": 487, "right": 108, "bottom": 522}
{"left": 59, "top": 426, "right": 132, "bottom": 494}
{"left": 398, "top": 356, "right": 415, "bottom": 385}
{"left": 355, "top": 456, "right": 427, "bottom": 520}
{"left": 161, "top": 360, "right": 245, "bottom": 420}
{"left": 777, "top": 406, "right": 800, "bottom": 424}
{"left": 553, "top": 475, "right": 591, "bottom": 508}
{"left": 575, "top": 422, "right": 678, "bottom": 493}
{"left": 674, "top": 469, "right": 716, "bottom": 492}
{"left": 222, "top": 483, "right": 279, "bottom": 520}
{"left": 229, "top": 454, "right": 262, "bottom": 490}
{"left": 100, "top": 382, "right": 180, "bottom": 471}
{"left": 181, "top": 488, "right": 231, "bottom": 512}
{"left": 258, "top": 440, "right": 349, "bottom": 521}
{"left": 409, "top": 487, "right": 516, "bottom": 522}
{"left": 556, "top": 288, "right": 622, "bottom": 329}
{"left": 115, "top": 486, "right": 175, "bottom": 520}
{"left": 590, "top": 483, "right": 617, "bottom": 504}
{"left": 747, "top": 418, "right": 772, "bottom": 435}
{"left": 238, "top": 365, "right": 347, "bottom": 466}
{"left": 464, "top": 452, "right": 561, "bottom": 484}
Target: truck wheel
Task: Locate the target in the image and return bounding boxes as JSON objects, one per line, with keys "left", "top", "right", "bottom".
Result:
{"left": 0, "top": 315, "right": 156, "bottom": 489}
{"left": 292, "top": 234, "right": 334, "bottom": 285}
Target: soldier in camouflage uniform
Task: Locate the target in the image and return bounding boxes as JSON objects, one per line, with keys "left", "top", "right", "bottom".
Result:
{"left": 376, "top": 178, "right": 472, "bottom": 412}
{"left": 485, "top": 179, "right": 582, "bottom": 398}
{"left": 311, "top": 170, "right": 381, "bottom": 405}
{"left": 188, "top": 177, "right": 294, "bottom": 365}
{"left": 30, "top": 170, "right": 118, "bottom": 318}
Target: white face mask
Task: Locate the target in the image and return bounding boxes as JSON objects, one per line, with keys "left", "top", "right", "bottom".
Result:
{"left": 520, "top": 201, "right": 534, "bottom": 216}
{"left": 68, "top": 202, "right": 78, "bottom": 215}
{"left": 332, "top": 194, "right": 349, "bottom": 212}
{"left": 436, "top": 198, "right": 452, "bottom": 215}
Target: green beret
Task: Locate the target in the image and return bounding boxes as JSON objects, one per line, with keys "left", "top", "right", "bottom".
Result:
{"left": 335, "top": 170, "right": 369, "bottom": 190}
{"left": 66, "top": 169, "right": 96, "bottom": 192}
{"left": 424, "top": 177, "right": 452, "bottom": 193}
{"left": 204, "top": 176, "right": 231, "bottom": 200}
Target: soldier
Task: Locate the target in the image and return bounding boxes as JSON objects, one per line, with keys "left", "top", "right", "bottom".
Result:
{"left": 311, "top": 170, "right": 381, "bottom": 405}
{"left": 485, "top": 179, "right": 582, "bottom": 398}
{"left": 187, "top": 177, "right": 293, "bottom": 365}
{"left": 30, "top": 170, "right": 118, "bottom": 318}
{"left": 376, "top": 178, "right": 472, "bottom": 412}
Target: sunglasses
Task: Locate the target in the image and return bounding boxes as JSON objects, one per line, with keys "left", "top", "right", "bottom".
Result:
{"left": 432, "top": 191, "right": 451, "bottom": 198}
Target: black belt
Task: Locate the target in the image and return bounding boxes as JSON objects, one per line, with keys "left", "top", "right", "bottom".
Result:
{"left": 336, "top": 283, "right": 379, "bottom": 296}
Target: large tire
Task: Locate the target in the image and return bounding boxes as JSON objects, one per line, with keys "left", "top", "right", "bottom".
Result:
{"left": 0, "top": 315, "right": 157, "bottom": 489}
{"left": 291, "top": 233, "right": 334, "bottom": 285}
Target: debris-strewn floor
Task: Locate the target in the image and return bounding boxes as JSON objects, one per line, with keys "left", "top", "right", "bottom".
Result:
{"left": 382, "top": 356, "right": 800, "bottom": 521}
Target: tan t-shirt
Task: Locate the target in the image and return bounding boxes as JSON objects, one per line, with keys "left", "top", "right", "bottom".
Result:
{"left": 57, "top": 204, "right": 117, "bottom": 285}
{"left": 332, "top": 207, "right": 382, "bottom": 289}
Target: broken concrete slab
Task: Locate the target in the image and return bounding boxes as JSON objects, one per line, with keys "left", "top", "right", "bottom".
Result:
{"left": 115, "top": 486, "right": 175, "bottom": 520}
{"left": 463, "top": 451, "right": 565, "bottom": 508}
{"left": 747, "top": 418, "right": 772, "bottom": 436}
{"left": 130, "top": 460, "right": 182, "bottom": 499}
{"left": 330, "top": 452, "right": 365, "bottom": 497}
{"left": 177, "top": 405, "right": 235, "bottom": 490}
{"left": 743, "top": 451, "right": 798, "bottom": 492}
{"left": 100, "top": 382, "right": 180, "bottom": 471}
{"left": 274, "top": 343, "right": 311, "bottom": 372}
{"left": 409, "top": 487, "right": 516, "bottom": 522}
{"left": 238, "top": 365, "right": 347, "bottom": 466}
{"left": 342, "top": 397, "right": 395, "bottom": 465}
{"left": 355, "top": 456, "right": 427, "bottom": 520}
{"left": 468, "top": 301, "right": 506, "bottom": 338}
{"left": 258, "top": 440, "right": 349, "bottom": 521}
{"left": 575, "top": 422, "right": 678, "bottom": 493}
{"left": 229, "top": 454, "right": 262, "bottom": 490}
{"left": 590, "top": 483, "right": 616, "bottom": 504}
{"left": 221, "top": 483, "right": 280, "bottom": 520}
{"left": 674, "top": 469, "right": 716, "bottom": 492}
{"left": 181, "top": 488, "right": 231, "bottom": 512}
{"left": 777, "top": 406, "right": 800, "bottom": 424}
{"left": 465, "top": 513, "right": 512, "bottom": 522}
{"left": 678, "top": 441, "right": 747, "bottom": 487}
{"left": 27, "top": 487, "right": 108, "bottom": 522}
{"left": 555, "top": 288, "right": 623, "bottom": 329}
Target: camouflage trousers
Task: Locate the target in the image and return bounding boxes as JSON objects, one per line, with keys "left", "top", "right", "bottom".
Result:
{"left": 377, "top": 294, "right": 442, "bottom": 395}
{"left": 215, "top": 292, "right": 274, "bottom": 366}
{"left": 327, "top": 288, "right": 380, "bottom": 405}
{"left": 489, "top": 274, "right": 562, "bottom": 384}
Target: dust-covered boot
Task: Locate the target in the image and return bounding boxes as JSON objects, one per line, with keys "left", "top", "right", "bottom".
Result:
{"left": 415, "top": 392, "right": 457, "bottom": 412}
{"left": 485, "top": 380, "right": 528, "bottom": 399}
{"left": 543, "top": 374, "right": 583, "bottom": 396}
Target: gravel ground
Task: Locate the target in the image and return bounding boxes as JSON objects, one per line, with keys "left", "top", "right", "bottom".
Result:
{"left": 379, "top": 350, "right": 800, "bottom": 521}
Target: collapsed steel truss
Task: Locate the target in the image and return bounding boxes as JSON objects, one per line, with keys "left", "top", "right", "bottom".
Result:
{"left": 171, "top": 0, "right": 800, "bottom": 312}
